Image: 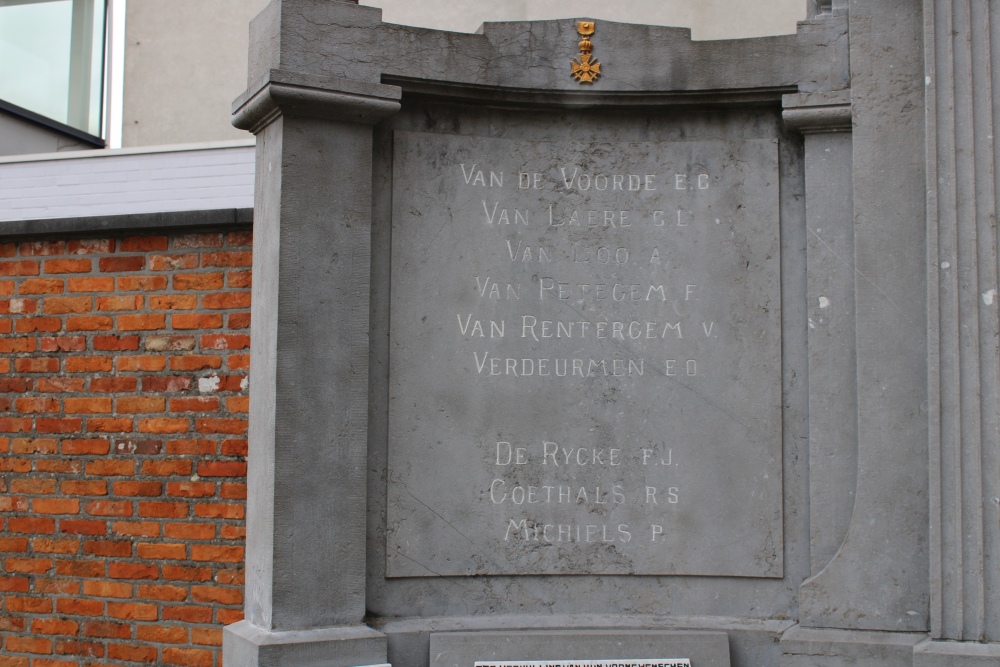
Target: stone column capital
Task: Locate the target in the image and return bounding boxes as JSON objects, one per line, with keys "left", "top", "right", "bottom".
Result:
{"left": 232, "top": 69, "right": 401, "bottom": 134}
{"left": 782, "top": 90, "right": 852, "bottom": 134}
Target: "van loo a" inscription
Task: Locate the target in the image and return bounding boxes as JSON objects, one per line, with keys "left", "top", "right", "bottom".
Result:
{"left": 386, "top": 132, "right": 782, "bottom": 577}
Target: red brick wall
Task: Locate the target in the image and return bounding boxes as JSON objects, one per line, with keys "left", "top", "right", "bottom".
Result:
{"left": 0, "top": 230, "right": 251, "bottom": 667}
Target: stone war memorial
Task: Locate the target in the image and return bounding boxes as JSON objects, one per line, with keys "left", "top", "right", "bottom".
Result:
{"left": 224, "top": 1, "right": 1000, "bottom": 666}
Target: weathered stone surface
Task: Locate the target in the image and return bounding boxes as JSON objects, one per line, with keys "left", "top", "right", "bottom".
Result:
{"left": 365, "top": 102, "right": 806, "bottom": 639}
{"left": 913, "top": 640, "right": 1000, "bottom": 667}
{"left": 230, "top": 81, "right": 398, "bottom": 643}
{"left": 228, "top": 0, "right": 1000, "bottom": 663}
{"left": 924, "top": 0, "right": 1000, "bottom": 644}
{"left": 387, "top": 131, "right": 783, "bottom": 577}
{"left": 780, "top": 627, "right": 925, "bottom": 667}
{"left": 245, "top": 2, "right": 848, "bottom": 95}
{"left": 796, "top": 0, "right": 928, "bottom": 632}
{"left": 224, "top": 621, "right": 387, "bottom": 667}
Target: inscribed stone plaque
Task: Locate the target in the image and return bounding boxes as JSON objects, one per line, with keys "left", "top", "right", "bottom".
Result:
{"left": 475, "top": 662, "right": 690, "bottom": 667}
{"left": 387, "top": 131, "right": 782, "bottom": 577}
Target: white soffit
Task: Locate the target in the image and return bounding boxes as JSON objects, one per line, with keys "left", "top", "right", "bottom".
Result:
{"left": 0, "top": 141, "right": 255, "bottom": 222}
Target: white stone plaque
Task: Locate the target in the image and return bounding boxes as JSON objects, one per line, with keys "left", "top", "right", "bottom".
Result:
{"left": 475, "top": 662, "right": 691, "bottom": 667}
{"left": 387, "top": 131, "right": 783, "bottom": 577}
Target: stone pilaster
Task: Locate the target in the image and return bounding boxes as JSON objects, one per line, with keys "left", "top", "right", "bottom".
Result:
{"left": 782, "top": 90, "right": 857, "bottom": 579}
{"left": 925, "top": 0, "right": 1000, "bottom": 650}
{"left": 223, "top": 68, "right": 400, "bottom": 666}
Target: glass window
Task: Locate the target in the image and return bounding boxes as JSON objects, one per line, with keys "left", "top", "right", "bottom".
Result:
{"left": 0, "top": 0, "right": 106, "bottom": 138}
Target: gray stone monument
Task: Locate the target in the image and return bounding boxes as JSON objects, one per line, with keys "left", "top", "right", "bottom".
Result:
{"left": 224, "top": 1, "right": 1000, "bottom": 666}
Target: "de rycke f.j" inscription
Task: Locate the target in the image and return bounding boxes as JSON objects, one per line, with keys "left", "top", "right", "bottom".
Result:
{"left": 386, "top": 131, "right": 782, "bottom": 577}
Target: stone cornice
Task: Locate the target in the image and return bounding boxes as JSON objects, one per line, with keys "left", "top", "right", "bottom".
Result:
{"left": 232, "top": 70, "right": 401, "bottom": 134}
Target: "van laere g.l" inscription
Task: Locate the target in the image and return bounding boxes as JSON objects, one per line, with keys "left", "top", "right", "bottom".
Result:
{"left": 387, "top": 132, "right": 782, "bottom": 578}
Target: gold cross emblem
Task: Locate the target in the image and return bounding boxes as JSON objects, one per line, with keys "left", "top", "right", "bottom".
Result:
{"left": 571, "top": 21, "right": 601, "bottom": 83}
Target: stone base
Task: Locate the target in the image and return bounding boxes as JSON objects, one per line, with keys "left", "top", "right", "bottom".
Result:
{"left": 373, "top": 615, "right": 789, "bottom": 667}
{"left": 223, "top": 620, "right": 387, "bottom": 667}
{"left": 780, "top": 626, "right": 925, "bottom": 667}
{"left": 429, "top": 630, "right": 731, "bottom": 667}
{"left": 913, "top": 639, "right": 1000, "bottom": 667}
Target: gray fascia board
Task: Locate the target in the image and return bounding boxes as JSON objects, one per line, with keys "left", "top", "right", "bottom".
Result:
{"left": 0, "top": 208, "right": 253, "bottom": 240}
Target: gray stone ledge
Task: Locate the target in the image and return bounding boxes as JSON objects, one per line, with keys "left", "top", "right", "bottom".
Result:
{"left": 235, "top": 69, "right": 401, "bottom": 113}
{"left": 223, "top": 620, "right": 387, "bottom": 667}
{"left": 913, "top": 639, "right": 1000, "bottom": 667}
{"left": 782, "top": 90, "right": 852, "bottom": 133}
{"left": 782, "top": 105, "right": 852, "bottom": 133}
{"left": 373, "top": 614, "right": 795, "bottom": 636}
{"left": 781, "top": 626, "right": 927, "bottom": 667}
{"left": 233, "top": 69, "right": 402, "bottom": 133}
{"left": 384, "top": 75, "right": 794, "bottom": 110}
{"left": 0, "top": 208, "right": 253, "bottom": 240}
